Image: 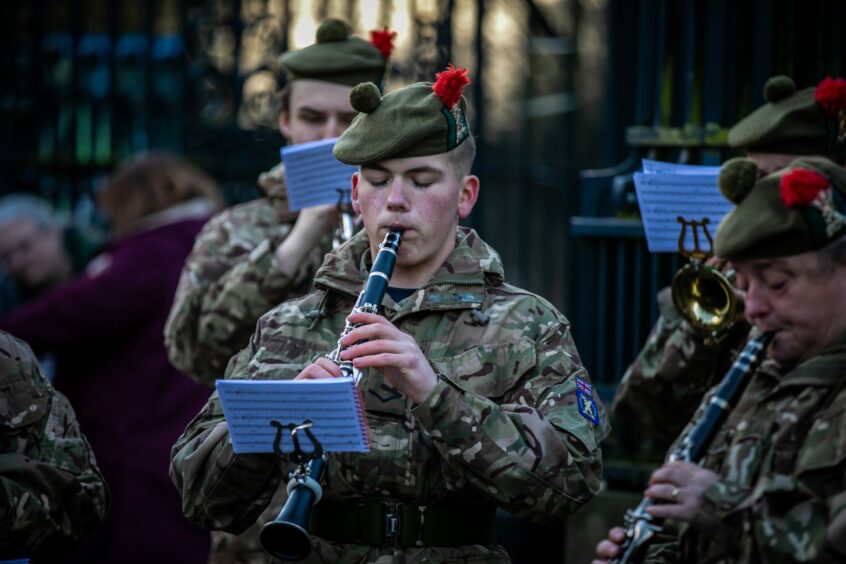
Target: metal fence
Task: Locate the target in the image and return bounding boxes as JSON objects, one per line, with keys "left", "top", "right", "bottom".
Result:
{"left": 570, "top": 0, "right": 846, "bottom": 409}
{"left": 0, "top": 0, "right": 586, "bottom": 304}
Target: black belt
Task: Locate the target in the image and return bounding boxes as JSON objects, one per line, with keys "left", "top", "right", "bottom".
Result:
{"left": 310, "top": 500, "right": 497, "bottom": 548}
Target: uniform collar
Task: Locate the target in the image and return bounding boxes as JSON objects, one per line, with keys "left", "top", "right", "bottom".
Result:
{"left": 313, "top": 226, "right": 504, "bottom": 313}
{"left": 771, "top": 332, "right": 846, "bottom": 390}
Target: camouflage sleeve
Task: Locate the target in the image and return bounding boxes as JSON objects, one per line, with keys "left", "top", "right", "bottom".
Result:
{"left": 0, "top": 332, "right": 109, "bottom": 559}
{"left": 165, "top": 211, "right": 244, "bottom": 383}
{"left": 165, "top": 207, "right": 308, "bottom": 387}
{"left": 193, "top": 236, "right": 322, "bottom": 383}
{"left": 613, "top": 287, "right": 750, "bottom": 447}
{"left": 698, "top": 388, "right": 846, "bottom": 562}
{"left": 169, "top": 331, "right": 287, "bottom": 534}
{"left": 414, "top": 316, "right": 610, "bottom": 525}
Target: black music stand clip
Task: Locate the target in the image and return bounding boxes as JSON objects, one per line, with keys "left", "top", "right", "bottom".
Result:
{"left": 269, "top": 419, "right": 324, "bottom": 464}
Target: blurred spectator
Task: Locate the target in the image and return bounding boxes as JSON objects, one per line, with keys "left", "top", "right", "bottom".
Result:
{"left": 0, "top": 152, "right": 222, "bottom": 564}
{"left": 0, "top": 329, "right": 109, "bottom": 561}
{"left": 0, "top": 194, "right": 102, "bottom": 315}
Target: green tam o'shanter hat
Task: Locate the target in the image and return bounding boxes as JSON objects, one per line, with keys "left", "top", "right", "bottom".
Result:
{"left": 728, "top": 75, "right": 846, "bottom": 156}
{"left": 333, "top": 65, "right": 472, "bottom": 165}
{"left": 714, "top": 156, "right": 846, "bottom": 259}
{"left": 278, "top": 18, "right": 396, "bottom": 88}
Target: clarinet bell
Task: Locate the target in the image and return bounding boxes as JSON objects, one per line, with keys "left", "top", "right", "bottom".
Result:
{"left": 259, "top": 487, "right": 315, "bottom": 561}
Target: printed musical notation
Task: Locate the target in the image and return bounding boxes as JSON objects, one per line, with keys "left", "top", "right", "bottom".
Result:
{"left": 281, "top": 137, "right": 358, "bottom": 211}
{"left": 641, "top": 159, "right": 722, "bottom": 175}
{"left": 216, "top": 377, "right": 370, "bottom": 454}
{"left": 634, "top": 160, "right": 733, "bottom": 253}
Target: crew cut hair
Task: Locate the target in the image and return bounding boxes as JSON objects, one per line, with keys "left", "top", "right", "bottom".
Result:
{"left": 445, "top": 134, "right": 477, "bottom": 179}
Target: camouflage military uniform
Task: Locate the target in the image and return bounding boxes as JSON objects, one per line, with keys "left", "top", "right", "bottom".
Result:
{"left": 171, "top": 227, "right": 610, "bottom": 563}
{"left": 165, "top": 163, "right": 327, "bottom": 388}
{"left": 0, "top": 330, "right": 109, "bottom": 560}
{"left": 613, "top": 287, "right": 751, "bottom": 448}
{"left": 165, "top": 165, "right": 328, "bottom": 562}
{"left": 642, "top": 338, "right": 846, "bottom": 562}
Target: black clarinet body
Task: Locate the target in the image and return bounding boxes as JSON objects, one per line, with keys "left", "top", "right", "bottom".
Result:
{"left": 613, "top": 332, "right": 773, "bottom": 564}
{"left": 259, "top": 228, "right": 403, "bottom": 561}
{"left": 329, "top": 227, "right": 403, "bottom": 383}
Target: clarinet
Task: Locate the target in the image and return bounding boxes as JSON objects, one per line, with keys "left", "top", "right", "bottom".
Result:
{"left": 326, "top": 227, "right": 403, "bottom": 384}
{"left": 260, "top": 228, "right": 403, "bottom": 561}
{"left": 613, "top": 332, "right": 773, "bottom": 564}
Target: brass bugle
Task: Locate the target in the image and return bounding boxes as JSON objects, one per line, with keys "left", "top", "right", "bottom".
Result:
{"left": 671, "top": 261, "right": 737, "bottom": 339}
{"left": 670, "top": 217, "right": 737, "bottom": 343}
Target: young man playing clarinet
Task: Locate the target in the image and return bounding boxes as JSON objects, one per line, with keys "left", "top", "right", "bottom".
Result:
{"left": 171, "top": 66, "right": 609, "bottom": 563}
{"left": 165, "top": 18, "right": 395, "bottom": 563}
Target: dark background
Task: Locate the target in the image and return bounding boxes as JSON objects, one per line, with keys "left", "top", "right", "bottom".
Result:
{"left": 2, "top": 0, "right": 843, "bottom": 561}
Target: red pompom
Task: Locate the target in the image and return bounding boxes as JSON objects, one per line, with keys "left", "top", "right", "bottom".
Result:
{"left": 814, "top": 76, "right": 846, "bottom": 117}
{"left": 780, "top": 168, "right": 830, "bottom": 208}
{"left": 433, "top": 64, "right": 471, "bottom": 108}
{"left": 369, "top": 28, "right": 396, "bottom": 59}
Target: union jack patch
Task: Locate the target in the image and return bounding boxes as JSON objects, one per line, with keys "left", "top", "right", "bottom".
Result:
{"left": 575, "top": 377, "right": 593, "bottom": 395}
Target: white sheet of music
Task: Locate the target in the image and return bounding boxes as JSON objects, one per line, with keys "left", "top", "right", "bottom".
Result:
{"left": 216, "top": 377, "right": 370, "bottom": 454}
{"left": 281, "top": 137, "right": 358, "bottom": 211}
{"left": 641, "top": 159, "right": 722, "bottom": 175}
{"left": 634, "top": 160, "right": 733, "bottom": 253}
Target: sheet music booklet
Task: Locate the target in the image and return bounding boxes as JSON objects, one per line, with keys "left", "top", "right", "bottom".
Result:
{"left": 633, "top": 159, "right": 734, "bottom": 253}
{"left": 216, "top": 377, "right": 370, "bottom": 454}
{"left": 281, "top": 137, "right": 358, "bottom": 211}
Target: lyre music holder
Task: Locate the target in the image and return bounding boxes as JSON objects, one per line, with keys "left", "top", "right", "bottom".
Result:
{"left": 676, "top": 216, "right": 714, "bottom": 261}
{"left": 270, "top": 419, "right": 324, "bottom": 464}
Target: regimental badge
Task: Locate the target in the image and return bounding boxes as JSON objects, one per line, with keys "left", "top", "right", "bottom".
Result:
{"left": 441, "top": 104, "right": 469, "bottom": 150}
{"left": 780, "top": 167, "right": 846, "bottom": 241}
{"left": 814, "top": 186, "right": 846, "bottom": 236}
{"left": 575, "top": 378, "right": 599, "bottom": 426}
{"left": 433, "top": 64, "right": 471, "bottom": 150}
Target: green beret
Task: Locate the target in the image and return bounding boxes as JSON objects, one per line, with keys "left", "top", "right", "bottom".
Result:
{"left": 333, "top": 66, "right": 472, "bottom": 164}
{"left": 278, "top": 18, "right": 390, "bottom": 88}
{"left": 728, "top": 75, "right": 846, "bottom": 156}
{"left": 715, "top": 157, "right": 846, "bottom": 259}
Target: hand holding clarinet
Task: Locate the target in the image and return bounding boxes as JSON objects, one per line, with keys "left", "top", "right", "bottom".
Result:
{"left": 593, "top": 333, "right": 772, "bottom": 564}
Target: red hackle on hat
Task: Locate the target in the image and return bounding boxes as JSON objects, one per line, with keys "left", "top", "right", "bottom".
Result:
{"left": 780, "top": 168, "right": 830, "bottom": 208}
{"left": 433, "top": 64, "right": 471, "bottom": 109}
{"left": 814, "top": 77, "right": 846, "bottom": 116}
{"left": 369, "top": 28, "right": 397, "bottom": 59}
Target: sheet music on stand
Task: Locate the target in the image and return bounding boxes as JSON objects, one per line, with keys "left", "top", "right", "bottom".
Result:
{"left": 216, "top": 378, "right": 370, "bottom": 454}
{"left": 281, "top": 137, "right": 358, "bottom": 211}
{"left": 633, "top": 160, "right": 734, "bottom": 252}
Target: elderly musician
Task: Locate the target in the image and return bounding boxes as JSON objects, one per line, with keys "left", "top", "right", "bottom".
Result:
{"left": 595, "top": 156, "right": 846, "bottom": 563}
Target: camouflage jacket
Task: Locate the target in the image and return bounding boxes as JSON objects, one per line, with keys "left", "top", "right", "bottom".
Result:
{"left": 0, "top": 330, "right": 109, "bottom": 560}
{"left": 613, "top": 287, "right": 751, "bottom": 448}
{"left": 164, "top": 164, "right": 327, "bottom": 387}
{"left": 171, "top": 227, "right": 610, "bottom": 563}
{"left": 651, "top": 337, "right": 846, "bottom": 562}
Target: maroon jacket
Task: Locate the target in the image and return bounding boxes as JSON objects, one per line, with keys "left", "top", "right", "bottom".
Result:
{"left": 0, "top": 214, "right": 213, "bottom": 564}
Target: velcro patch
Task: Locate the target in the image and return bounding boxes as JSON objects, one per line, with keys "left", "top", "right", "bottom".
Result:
{"left": 575, "top": 377, "right": 593, "bottom": 395}
{"left": 576, "top": 389, "right": 599, "bottom": 426}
